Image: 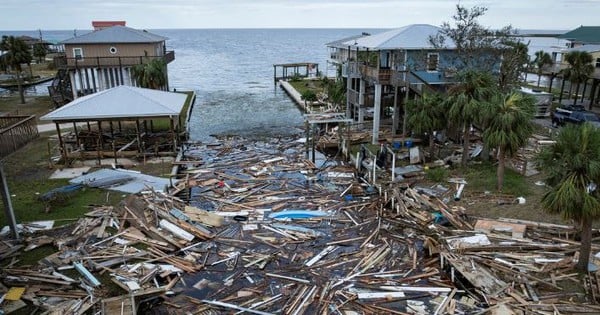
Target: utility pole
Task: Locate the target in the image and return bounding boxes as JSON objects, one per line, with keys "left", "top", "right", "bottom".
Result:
{"left": 0, "top": 162, "right": 19, "bottom": 240}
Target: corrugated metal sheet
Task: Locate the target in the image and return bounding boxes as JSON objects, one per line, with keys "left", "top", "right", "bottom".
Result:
{"left": 61, "top": 25, "right": 168, "bottom": 44}
{"left": 40, "top": 85, "right": 187, "bottom": 121}
{"left": 69, "top": 168, "right": 172, "bottom": 194}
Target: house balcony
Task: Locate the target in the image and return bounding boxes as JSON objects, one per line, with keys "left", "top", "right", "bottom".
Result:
{"left": 359, "top": 65, "right": 391, "bottom": 85}
{"left": 54, "top": 51, "right": 175, "bottom": 69}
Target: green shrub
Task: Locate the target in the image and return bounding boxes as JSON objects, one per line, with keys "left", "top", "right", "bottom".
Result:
{"left": 425, "top": 166, "right": 449, "bottom": 182}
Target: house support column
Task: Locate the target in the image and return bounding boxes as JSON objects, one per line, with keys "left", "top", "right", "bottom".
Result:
{"left": 346, "top": 76, "right": 352, "bottom": 119}
{"left": 372, "top": 84, "right": 382, "bottom": 144}
{"left": 72, "top": 122, "right": 79, "bottom": 149}
{"left": 559, "top": 78, "right": 566, "bottom": 104}
{"left": 589, "top": 79, "right": 599, "bottom": 109}
{"left": 392, "top": 86, "right": 399, "bottom": 135}
{"left": 170, "top": 117, "right": 177, "bottom": 154}
{"left": 358, "top": 79, "right": 365, "bottom": 123}
{"left": 135, "top": 119, "right": 142, "bottom": 153}
{"left": 56, "top": 123, "right": 66, "bottom": 163}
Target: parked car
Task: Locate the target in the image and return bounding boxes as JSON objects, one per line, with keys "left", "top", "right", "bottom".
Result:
{"left": 552, "top": 105, "right": 600, "bottom": 128}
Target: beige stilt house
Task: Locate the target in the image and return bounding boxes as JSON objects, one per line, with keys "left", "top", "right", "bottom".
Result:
{"left": 48, "top": 21, "right": 174, "bottom": 107}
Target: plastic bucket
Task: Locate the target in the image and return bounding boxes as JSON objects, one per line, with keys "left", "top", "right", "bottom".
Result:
{"left": 404, "top": 140, "right": 413, "bottom": 148}
{"left": 393, "top": 141, "right": 402, "bottom": 149}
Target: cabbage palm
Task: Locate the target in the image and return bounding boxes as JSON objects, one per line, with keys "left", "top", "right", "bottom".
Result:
{"left": 561, "top": 51, "right": 594, "bottom": 106}
{"left": 0, "top": 36, "right": 31, "bottom": 104}
{"left": 536, "top": 123, "right": 600, "bottom": 272}
{"left": 131, "top": 58, "right": 167, "bottom": 90}
{"left": 446, "top": 70, "right": 496, "bottom": 166}
{"left": 533, "top": 50, "right": 553, "bottom": 87}
{"left": 482, "top": 92, "right": 535, "bottom": 190}
{"left": 406, "top": 92, "right": 446, "bottom": 161}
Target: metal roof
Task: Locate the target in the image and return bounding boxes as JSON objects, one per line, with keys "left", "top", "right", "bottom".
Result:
{"left": 40, "top": 85, "right": 187, "bottom": 122}
{"left": 61, "top": 25, "right": 168, "bottom": 44}
{"left": 326, "top": 33, "right": 371, "bottom": 48}
{"left": 341, "top": 24, "right": 454, "bottom": 50}
{"left": 559, "top": 26, "right": 600, "bottom": 44}
{"left": 70, "top": 168, "right": 172, "bottom": 194}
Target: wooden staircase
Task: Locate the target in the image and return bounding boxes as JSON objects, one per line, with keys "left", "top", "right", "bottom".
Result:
{"left": 47, "top": 68, "right": 73, "bottom": 107}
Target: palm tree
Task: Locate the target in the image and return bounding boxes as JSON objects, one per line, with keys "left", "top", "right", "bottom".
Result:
{"left": 446, "top": 70, "right": 496, "bottom": 166}
{"left": 561, "top": 51, "right": 594, "bottom": 106}
{"left": 33, "top": 43, "right": 47, "bottom": 63}
{"left": 533, "top": 50, "right": 553, "bottom": 87}
{"left": 0, "top": 36, "right": 32, "bottom": 104}
{"left": 131, "top": 58, "right": 167, "bottom": 90}
{"left": 406, "top": 92, "right": 446, "bottom": 161}
{"left": 536, "top": 123, "right": 600, "bottom": 272}
{"left": 482, "top": 92, "right": 535, "bottom": 190}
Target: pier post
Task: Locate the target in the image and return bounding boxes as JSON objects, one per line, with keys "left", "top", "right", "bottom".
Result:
{"left": 358, "top": 79, "right": 365, "bottom": 123}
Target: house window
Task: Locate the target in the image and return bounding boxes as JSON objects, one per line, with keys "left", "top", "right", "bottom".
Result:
{"left": 596, "top": 58, "right": 600, "bottom": 68}
{"left": 109, "top": 46, "right": 117, "bottom": 54}
{"left": 427, "top": 53, "right": 439, "bottom": 72}
{"left": 73, "top": 48, "right": 83, "bottom": 60}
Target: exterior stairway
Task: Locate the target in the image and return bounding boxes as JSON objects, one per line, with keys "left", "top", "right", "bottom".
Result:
{"left": 48, "top": 68, "right": 73, "bottom": 107}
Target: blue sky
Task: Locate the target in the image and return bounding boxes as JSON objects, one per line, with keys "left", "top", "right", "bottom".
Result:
{"left": 1, "top": 0, "right": 598, "bottom": 30}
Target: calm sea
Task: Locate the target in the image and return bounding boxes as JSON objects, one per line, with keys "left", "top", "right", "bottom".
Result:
{"left": 0, "top": 28, "right": 567, "bottom": 141}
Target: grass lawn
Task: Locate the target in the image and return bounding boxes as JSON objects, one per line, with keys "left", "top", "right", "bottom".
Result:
{"left": 0, "top": 94, "right": 54, "bottom": 122}
{"left": 288, "top": 78, "right": 328, "bottom": 97}
{"left": 0, "top": 94, "right": 175, "bottom": 227}
{"left": 0, "top": 135, "right": 126, "bottom": 227}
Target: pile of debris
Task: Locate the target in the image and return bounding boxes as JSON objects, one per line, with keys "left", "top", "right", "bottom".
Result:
{"left": 1, "top": 135, "right": 599, "bottom": 314}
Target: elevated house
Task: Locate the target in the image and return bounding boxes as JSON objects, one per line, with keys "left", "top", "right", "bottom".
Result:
{"left": 328, "top": 24, "right": 468, "bottom": 143}
{"left": 547, "top": 26, "right": 600, "bottom": 106}
{"left": 49, "top": 21, "right": 174, "bottom": 106}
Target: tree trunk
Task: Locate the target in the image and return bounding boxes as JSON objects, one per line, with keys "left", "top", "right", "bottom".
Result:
{"left": 573, "top": 82, "right": 581, "bottom": 105}
{"left": 568, "top": 82, "right": 574, "bottom": 103}
{"left": 497, "top": 147, "right": 505, "bottom": 191}
{"left": 537, "top": 70, "right": 542, "bottom": 87}
{"left": 461, "top": 124, "right": 470, "bottom": 166}
{"left": 548, "top": 74, "right": 554, "bottom": 94}
{"left": 577, "top": 219, "right": 593, "bottom": 272}
{"left": 15, "top": 70, "right": 25, "bottom": 104}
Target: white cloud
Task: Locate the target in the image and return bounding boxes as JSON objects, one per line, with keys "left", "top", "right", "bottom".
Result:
{"left": 0, "top": 0, "right": 598, "bottom": 30}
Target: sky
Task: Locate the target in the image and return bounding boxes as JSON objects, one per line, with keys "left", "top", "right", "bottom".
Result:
{"left": 1, "top": 0, "right": 598, "bottom": 31}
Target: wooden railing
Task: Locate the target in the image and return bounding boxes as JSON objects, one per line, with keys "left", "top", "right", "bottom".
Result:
{"left": 0, "top": 115, "right": 39, "bottom": 158}
{"left": 359, "top": 65, "right": 391, "bottom": 84}
{"left": 54, "top": 51, "right": 175, "bottom": 69}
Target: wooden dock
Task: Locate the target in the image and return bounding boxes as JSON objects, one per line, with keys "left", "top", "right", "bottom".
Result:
{"left": 273, "top": 62, "right": 318, "bottom": 82}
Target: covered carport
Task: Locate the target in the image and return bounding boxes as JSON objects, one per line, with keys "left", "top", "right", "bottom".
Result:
{"left": 40, "top": 85, "right": 188, "bottom": 162}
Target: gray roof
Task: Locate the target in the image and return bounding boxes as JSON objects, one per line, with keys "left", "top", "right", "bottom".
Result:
{"left": 341, "top": 24, "right": 453, "bottom": 50}
{"left": 70, "top": 168, "right": 172, "bottom": 193}
{"left": 41, "top": 85, "right": 187, "bottom": 122}
{"left": 326, "top": 33, "right": 371, "bottom": 48}
{"left": 61, "top": 26, "right": 168, "bottom": 44}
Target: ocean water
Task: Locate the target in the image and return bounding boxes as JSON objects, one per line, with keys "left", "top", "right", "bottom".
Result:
{"left": 0, "top": 28, "right": 565, "bottom": 141}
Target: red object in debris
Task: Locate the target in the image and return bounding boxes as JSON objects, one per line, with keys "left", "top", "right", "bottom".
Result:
{"left": 217, "top": 181, "right": 225, "bottom": 188}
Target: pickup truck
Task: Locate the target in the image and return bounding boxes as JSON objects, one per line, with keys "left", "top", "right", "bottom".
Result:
{"left": 551, "top": 105, "right": 600, "bottom": 127}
